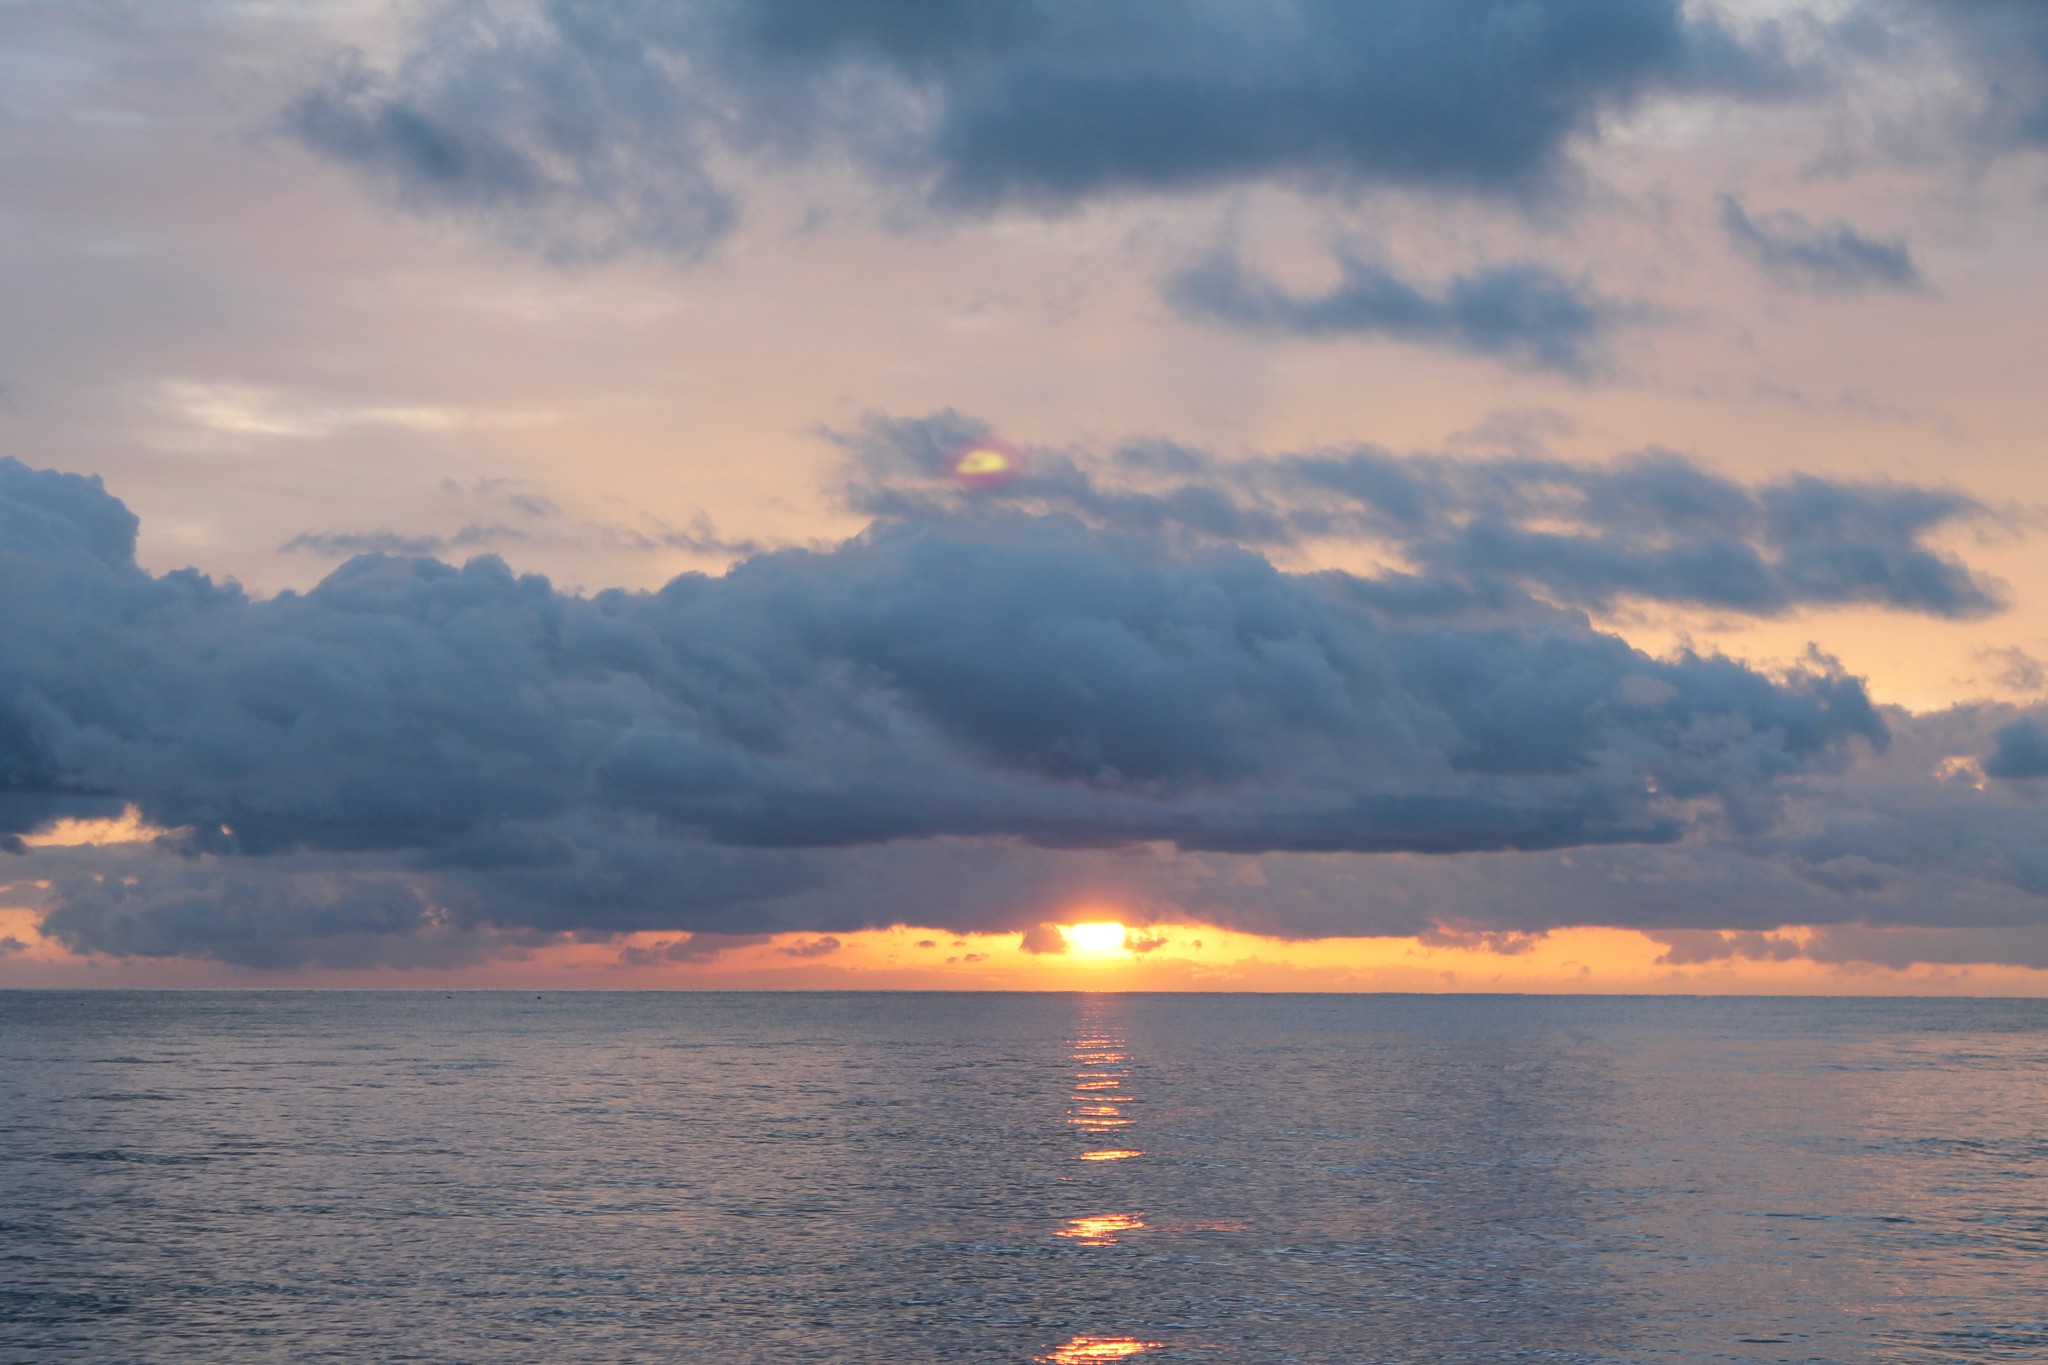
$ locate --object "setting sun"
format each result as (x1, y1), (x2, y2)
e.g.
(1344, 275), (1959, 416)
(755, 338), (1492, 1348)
(1060, 922), (1129, 955)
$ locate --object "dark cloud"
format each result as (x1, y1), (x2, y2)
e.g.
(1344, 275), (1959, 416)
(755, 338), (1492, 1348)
(286, 0), (1798, 255)
(1166, 250), (1625, 375)
(619, 933), (775, 966)
(1983, 717), (2048, 780)
(837, 414), (2005, 620)
(286, 8), (736, 263)
(1019, 922), (1066, 954)
(5, 454), (1898, 962)
(1875, 0), (2048, 153)
(1718, 195), (1921, 294)
(0, 460), (141, 843)
(1650, 928), (1806, 965)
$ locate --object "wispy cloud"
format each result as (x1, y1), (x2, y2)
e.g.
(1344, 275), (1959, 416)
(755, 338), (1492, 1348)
(1719, 195), (1921, 294)
(1166, 250), (1630, 376)
(158, 381), (554, 442)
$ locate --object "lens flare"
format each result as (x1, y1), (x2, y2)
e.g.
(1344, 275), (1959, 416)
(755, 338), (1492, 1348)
(950, 440), (1024, 490)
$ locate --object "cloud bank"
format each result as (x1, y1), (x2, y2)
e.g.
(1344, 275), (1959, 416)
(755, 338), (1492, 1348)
(2, 450), (1942, 963)
(9, 442), (2048, 969)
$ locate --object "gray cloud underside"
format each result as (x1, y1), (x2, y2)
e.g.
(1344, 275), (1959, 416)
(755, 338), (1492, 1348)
(1984, 717), (2048, 780)
(839, 413), (2004, 620)
(3, 453), (1916, 959)
(279, 1), (2048, 257)
(1166, 251), (1624, 376)
(1869, 0), (2048, 153)
(1718, 196), (1921, 294)
(283, 0), (1796, 260)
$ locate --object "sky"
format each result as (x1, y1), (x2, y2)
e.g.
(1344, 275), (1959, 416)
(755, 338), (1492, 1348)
(6, 0), (2048, 991)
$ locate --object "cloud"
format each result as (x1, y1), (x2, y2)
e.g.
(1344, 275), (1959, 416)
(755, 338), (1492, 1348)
(1983, 717), (2048, 780)
(1875, 0), (2048, 154)
(1650, 923), (2048, 971)
(157, 382), (548, 441)
(1650, 928), (1806, 965)
(1978, 646), (2045, 694)
(1019, 922), (1067, 954)
(1166, 250), (1626, 375)
(1718, 196), (1922, 294)
(619, 932), (775, 966)
(281, 514), (762, 564)
(836, 414), (2005, 620)
(3, 454), (1900, 961)
(285, 11), (737, 263)
(285, 0), (1799, 256)
(282, 529), (483, 558)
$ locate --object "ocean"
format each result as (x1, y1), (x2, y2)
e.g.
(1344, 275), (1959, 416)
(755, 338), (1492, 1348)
(1, 991), (2043, 1362)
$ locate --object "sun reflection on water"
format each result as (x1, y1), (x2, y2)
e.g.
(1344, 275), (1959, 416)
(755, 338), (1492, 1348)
(1042, 1002), (1165, 1353)
(1055, 1211), (1146, 1246)
(1036, 1335), (1163, 1362)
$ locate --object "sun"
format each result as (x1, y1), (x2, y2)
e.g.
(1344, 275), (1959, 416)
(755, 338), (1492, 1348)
(1060, 921), (1129, 956)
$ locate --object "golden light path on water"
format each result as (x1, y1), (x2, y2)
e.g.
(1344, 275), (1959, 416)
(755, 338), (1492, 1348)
(1055, 1212), (1146, 1247)
(1038, 1003), (1160, 1361)
(1037, 1337), (1165, 1363)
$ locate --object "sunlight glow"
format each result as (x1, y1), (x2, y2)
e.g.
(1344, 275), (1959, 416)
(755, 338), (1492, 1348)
(1060, 921), (1129, 955)
(20, 806), (167, 849)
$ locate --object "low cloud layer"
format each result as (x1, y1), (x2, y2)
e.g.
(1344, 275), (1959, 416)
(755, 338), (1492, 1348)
(2, 452), (1934, 963)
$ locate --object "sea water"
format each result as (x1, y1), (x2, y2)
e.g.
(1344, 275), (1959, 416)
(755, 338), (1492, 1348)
(1, 991), (2044, 1362)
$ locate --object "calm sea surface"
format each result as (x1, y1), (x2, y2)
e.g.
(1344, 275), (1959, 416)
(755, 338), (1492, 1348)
(1, 992), (2044, 1363)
